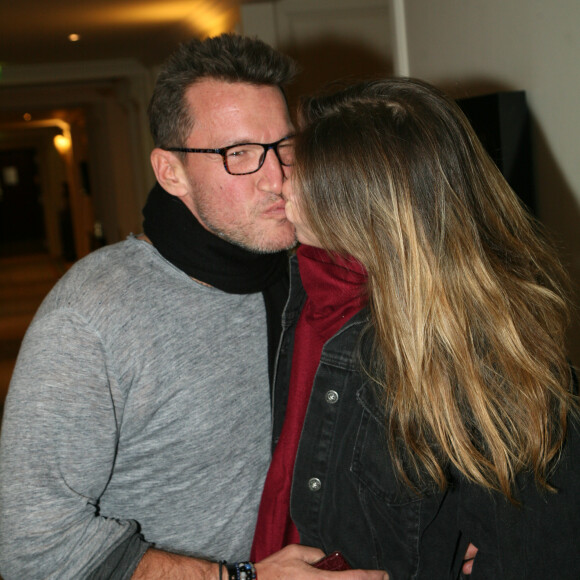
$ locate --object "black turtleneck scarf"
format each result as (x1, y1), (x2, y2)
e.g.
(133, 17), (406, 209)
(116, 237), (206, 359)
(142, 182), (289, 384)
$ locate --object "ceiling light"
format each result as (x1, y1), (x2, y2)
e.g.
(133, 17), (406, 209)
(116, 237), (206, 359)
(68, 33), (81, 42)
(91, 1), (238, 38)
(54, 134), (72, 154)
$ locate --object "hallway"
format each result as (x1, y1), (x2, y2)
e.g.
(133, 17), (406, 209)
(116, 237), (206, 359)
(0, 248), (67, 418)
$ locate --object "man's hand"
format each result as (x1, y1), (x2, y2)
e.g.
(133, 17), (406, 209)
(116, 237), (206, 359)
(132, 545), (389, 579)
(255, 544), (389, 580)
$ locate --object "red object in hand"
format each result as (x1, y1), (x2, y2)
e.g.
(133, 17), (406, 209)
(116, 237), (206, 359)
(313, 551), (352, 571)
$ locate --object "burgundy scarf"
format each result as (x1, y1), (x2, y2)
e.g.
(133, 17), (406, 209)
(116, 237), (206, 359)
(251, 244), (368, 560)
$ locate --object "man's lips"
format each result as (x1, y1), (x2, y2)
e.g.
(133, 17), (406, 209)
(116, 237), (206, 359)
(263, 200), (287, 216)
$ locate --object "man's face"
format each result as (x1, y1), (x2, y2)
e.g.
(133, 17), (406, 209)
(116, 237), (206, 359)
(178, 79), (296, 253)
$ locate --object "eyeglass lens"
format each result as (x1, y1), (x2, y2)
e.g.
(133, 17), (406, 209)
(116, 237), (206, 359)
(225, 140), (294, 175)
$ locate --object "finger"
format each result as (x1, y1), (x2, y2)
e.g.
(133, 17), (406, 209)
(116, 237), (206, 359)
(334, 570), (388, 580)
(462, 558), (474, 575)
(464, 542), (479, 560)
(279, 543), (326, 562)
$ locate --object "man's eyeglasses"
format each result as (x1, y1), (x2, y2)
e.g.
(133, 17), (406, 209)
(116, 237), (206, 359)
(164, 136), (295, 176)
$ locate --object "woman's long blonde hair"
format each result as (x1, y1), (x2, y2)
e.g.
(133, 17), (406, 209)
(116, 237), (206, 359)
(293, 78), (576, 500)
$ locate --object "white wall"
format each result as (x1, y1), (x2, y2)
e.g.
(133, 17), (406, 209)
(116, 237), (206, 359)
(241, 0), (396, 105)
(402, 0), (580, 364)
(404, 0), (580, 205)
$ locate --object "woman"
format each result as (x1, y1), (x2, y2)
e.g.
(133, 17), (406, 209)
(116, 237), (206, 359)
(252, 78), (580, 578)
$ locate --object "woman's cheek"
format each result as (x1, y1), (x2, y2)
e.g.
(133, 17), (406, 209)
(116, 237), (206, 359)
(284, 199), (297, 224)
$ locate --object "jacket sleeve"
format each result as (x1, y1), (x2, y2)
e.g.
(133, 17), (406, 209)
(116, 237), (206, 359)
(0, 309), (149, 579)
(456, 416), (580, 579)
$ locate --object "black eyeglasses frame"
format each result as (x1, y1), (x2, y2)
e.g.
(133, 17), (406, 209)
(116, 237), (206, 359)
(163, 135), (295, 175)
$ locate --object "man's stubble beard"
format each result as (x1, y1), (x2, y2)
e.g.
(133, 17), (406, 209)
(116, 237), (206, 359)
(194, 195), (297, 254)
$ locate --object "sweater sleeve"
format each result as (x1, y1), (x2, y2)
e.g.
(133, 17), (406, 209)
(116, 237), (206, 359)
(0, 308), (149, 579)
(86, 530), (151, 580)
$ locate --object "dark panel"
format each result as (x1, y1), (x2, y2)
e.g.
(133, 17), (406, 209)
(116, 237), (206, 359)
(457, 91), (536, 215)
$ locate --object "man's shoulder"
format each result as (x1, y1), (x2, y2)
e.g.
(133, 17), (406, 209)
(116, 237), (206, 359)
(36, 238), (163, 316)
(60, 237), (162, 289)
(69, 236), (147, 274)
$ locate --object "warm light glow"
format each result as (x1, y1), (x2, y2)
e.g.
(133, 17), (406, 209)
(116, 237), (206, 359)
(68, 33), (81, 42)
(23, 113), (32, 122)
(83, 1), (238, 37)
(54, 134), (72, 154)
(187, 0), (238, 38)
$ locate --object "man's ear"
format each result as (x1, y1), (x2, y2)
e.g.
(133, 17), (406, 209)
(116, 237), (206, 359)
(150, 148), (189, 198)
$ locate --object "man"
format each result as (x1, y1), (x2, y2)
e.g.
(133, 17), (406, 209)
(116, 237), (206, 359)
(0, 34), (387, 580)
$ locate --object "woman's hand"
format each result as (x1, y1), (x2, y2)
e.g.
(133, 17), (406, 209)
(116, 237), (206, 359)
(462, 543), (479, 575)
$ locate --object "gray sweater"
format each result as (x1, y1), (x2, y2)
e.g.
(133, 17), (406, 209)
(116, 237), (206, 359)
(0, 237), (272, 579)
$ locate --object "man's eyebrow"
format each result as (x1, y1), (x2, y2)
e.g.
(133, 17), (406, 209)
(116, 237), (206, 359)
(219, 133), (296, 149)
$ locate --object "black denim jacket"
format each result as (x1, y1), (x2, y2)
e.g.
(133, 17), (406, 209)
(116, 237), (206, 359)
(272, 254), (580, 579)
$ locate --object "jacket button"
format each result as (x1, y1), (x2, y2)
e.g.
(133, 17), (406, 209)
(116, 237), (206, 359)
(308, 477), (322, 492)
(325, 390), (339, 404)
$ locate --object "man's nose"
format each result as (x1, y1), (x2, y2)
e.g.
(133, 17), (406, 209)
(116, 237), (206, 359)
(257, 148), (285, 194)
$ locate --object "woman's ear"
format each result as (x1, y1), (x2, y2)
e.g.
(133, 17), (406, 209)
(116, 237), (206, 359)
(150, 148), (189, 198)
